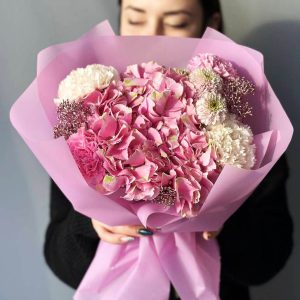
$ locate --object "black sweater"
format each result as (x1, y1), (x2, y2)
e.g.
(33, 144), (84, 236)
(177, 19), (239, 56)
(43, 155), (293, 300)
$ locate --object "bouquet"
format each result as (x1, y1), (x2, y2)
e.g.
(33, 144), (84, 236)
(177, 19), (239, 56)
(10, 20), (293, 300)
(53, 54), (256, 217)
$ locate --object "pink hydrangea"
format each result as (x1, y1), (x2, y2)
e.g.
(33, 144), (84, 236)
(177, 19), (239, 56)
(58, 60), (224, 216)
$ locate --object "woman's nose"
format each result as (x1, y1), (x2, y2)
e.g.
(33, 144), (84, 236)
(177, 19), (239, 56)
(144, 20), (164, 36)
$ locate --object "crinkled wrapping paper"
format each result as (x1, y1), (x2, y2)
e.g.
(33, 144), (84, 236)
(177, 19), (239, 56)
(10, 20), (293, 300)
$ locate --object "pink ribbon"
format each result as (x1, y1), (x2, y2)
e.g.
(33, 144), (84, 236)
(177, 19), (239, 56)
(75, 233), (220, 300)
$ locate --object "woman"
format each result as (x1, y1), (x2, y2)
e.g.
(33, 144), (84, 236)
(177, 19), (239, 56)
(43, 1), (294, 299)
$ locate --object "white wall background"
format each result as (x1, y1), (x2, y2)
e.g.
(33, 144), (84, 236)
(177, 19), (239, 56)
(0, 1), (299, 299)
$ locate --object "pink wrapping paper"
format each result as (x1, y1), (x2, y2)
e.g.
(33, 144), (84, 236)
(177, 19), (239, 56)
(10, 20), (293, 300)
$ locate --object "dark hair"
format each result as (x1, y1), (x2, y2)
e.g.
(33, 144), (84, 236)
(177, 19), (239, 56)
(201, 0), (223, 33)
(118, 0), (224, 34)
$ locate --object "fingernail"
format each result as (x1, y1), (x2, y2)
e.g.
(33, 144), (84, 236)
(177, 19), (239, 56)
(120, 236), (135, 243)
(138, 228), (154, 236)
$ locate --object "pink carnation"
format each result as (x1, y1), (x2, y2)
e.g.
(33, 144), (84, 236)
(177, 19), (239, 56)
(67, 127), (105, 184)
(187, 53), (238, 79)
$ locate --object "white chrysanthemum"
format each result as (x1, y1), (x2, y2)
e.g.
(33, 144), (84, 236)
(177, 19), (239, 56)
(206, 116), (256, 169)
(189, 67), (223, 93)
(195, 92), (228, 125)
(54, 64), (119, 105)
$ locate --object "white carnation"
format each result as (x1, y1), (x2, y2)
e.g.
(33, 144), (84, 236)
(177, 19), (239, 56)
(54, 64), (119, 105)
(206, 116), (256, 169)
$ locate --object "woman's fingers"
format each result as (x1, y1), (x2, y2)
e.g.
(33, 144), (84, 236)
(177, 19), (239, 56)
(98, 225), (136, 244)
(108, 225), (154, 237)
(91, 219), (154, 244)
(203, 231), (217, 240)
(93, 219), (154, 237)
(203, 227), (223, 240)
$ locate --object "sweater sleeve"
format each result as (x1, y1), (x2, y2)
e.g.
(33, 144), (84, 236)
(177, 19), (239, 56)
(43, 179), (100, 289)
(217, 154), (294, 286)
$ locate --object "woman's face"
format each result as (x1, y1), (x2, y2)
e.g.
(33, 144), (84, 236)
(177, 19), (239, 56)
(120, 0), (206, 37)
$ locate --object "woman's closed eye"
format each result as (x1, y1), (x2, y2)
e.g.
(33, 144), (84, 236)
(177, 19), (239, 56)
(165, 22), (189, 29)
(128, 19), (146, 26)
(128, 20), (189, 29)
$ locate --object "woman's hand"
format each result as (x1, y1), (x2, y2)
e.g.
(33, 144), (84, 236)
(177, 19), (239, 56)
(92, 219), (222, 244)
(91, 219), (154, 244)
(202, 227), (223, 240)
